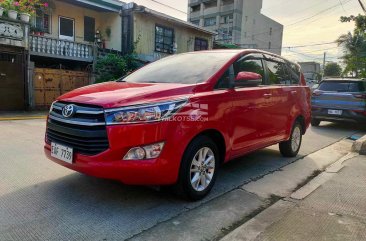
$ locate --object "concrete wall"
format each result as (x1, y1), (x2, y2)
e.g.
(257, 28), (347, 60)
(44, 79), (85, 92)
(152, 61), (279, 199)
(133, 12), (214, 62)
(40, 0), (121, 51)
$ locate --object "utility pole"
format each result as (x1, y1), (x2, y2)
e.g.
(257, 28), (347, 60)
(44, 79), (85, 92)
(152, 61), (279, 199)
(322, 52), (327, 78)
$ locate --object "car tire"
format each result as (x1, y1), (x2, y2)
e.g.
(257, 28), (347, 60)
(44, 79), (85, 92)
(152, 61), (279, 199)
(279, 121), (303, 158)
(176, 136), (219, 201)
(311, 118), (321, 127)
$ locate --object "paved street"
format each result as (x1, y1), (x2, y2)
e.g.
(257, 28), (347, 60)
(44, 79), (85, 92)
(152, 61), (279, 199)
(0, 119), (364, 241)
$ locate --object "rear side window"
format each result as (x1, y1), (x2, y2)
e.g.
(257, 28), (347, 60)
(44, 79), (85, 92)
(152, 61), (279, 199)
(266, 60), (291, 85)
(319, 81), (365, 92)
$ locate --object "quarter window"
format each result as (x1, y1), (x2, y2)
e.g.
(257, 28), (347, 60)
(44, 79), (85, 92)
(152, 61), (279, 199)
(155, 25), (174, 54)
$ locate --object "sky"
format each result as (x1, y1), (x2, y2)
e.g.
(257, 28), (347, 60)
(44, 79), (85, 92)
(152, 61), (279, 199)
(128, 0), (364, 64)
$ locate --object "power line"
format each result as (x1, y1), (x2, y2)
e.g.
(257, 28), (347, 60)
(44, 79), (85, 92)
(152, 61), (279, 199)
(248, 0), (352, 39)
(142, 0), (187, 14)
(357, 0), (366, 13)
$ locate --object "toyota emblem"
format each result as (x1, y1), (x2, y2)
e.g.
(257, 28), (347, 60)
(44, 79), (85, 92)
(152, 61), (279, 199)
(62, 104), (76, 118)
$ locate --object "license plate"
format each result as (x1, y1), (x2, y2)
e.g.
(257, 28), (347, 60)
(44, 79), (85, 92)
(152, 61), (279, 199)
(328, 109), (343, 115)
(51, 142), (73, 164)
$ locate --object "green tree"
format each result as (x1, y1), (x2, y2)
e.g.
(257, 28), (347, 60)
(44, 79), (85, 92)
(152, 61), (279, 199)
(324, 62), (342, 77)
(337, 15), (366, 77)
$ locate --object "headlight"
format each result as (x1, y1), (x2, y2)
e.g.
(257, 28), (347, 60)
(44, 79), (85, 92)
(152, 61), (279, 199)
(49, 101), (57, 113)
(105, 99), (188, 125)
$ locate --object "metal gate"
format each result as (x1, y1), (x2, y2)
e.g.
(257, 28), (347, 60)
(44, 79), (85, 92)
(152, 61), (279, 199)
(33, 68), (90, 109)
(0, 50), (26, 111)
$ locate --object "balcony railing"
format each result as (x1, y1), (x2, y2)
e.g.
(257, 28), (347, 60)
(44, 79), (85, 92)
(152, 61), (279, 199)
(29, 35), (94, 62)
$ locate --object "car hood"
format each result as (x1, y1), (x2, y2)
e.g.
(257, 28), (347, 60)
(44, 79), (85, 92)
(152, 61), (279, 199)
(58, 82), (196, 108)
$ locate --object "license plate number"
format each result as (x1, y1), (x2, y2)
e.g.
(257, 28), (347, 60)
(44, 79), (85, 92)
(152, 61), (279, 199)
(328, 109), (343, 115)
(51, 142), (73, 164)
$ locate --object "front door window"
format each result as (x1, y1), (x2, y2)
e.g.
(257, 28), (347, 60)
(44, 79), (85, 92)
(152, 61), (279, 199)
(59, 16), (74, 41)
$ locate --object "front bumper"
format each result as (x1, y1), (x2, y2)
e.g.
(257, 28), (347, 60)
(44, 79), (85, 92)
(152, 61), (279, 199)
(45, 121), (188, 185)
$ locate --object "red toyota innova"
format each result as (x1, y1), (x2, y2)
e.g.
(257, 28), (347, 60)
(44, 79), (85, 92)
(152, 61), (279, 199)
(45, 50), (311, 200)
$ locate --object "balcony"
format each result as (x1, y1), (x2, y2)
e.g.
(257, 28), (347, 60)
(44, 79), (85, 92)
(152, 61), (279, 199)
(29, 35), (94, 62)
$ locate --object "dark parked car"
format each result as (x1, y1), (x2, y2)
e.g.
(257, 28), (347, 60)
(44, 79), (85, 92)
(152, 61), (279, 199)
(311, 78), (366, 126)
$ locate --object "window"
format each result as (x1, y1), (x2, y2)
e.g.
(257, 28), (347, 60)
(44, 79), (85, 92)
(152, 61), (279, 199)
(215, 69), (231, 89)
(155, 25), (174, 54)
(204, 17), (217, 27)
(287, 62), (301, 84)
(268, 42), (271, 49)
(35, 10), (51, 33)
(266, 60), (291, 85)
(194, 38), (208, 51)
(59, 16), (74, 41)
(84, 16), (95, 42)
(191, 20), (200, 26)
(123, 52), (237, 84)
(270, 27), (273, 36)
(319, 81), (365, 92)
(221, 14), (233, 24)
(191, 5), (200, 12)
(234, 58), (265, 78)
(245, 16), (248, 22)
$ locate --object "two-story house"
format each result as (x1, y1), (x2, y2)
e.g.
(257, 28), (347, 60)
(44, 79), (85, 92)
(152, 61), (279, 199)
(29, 0), (124, 109)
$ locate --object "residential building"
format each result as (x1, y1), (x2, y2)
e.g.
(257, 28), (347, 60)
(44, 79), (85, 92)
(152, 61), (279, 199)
(29, 0), (124, 110)
(0, 0), (124, 111)
(121, 3), (215, 62)
(188, 0), (283, 55)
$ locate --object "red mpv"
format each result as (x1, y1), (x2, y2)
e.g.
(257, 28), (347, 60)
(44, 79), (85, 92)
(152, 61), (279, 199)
(45, 50), (311, 200)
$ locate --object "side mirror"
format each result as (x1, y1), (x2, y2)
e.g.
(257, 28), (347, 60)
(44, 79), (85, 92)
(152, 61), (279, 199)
(235, 72), (262, 87)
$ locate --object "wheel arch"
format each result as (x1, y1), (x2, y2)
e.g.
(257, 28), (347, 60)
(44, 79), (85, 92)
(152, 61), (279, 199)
(188, 129), (227, 166)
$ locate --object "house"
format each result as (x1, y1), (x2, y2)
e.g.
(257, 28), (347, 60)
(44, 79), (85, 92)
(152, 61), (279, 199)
(0, 0), (215, 111)
(29, 0), (124, 109)
(0, 14), (30, 110)
(188, 0), (283, 55)
(121, 3), (215, 62)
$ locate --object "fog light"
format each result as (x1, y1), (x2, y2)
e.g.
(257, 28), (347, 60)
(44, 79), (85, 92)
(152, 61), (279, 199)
(144, 142), (165, 159)
(123, 142), (165, 160)
(123, 147), (146, 160)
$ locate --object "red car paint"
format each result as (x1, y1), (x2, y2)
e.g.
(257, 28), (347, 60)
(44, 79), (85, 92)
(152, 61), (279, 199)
(44, 50), (311, 186)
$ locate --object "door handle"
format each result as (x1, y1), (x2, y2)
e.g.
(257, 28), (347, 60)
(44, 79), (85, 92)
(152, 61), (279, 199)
(0, 73), (6, 77)
(291, 90), (297, 95)
(263, 93), (272, 99)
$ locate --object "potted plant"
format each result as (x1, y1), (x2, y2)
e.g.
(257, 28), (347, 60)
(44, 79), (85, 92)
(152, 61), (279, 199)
(3, 0), (20, 20)
(0, 0), (5, 17)
(18, 0), (48, 23)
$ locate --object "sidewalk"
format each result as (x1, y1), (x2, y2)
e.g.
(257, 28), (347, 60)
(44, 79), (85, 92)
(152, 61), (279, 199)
(0, 111), (47, 121)
(221, 155), (366, 241)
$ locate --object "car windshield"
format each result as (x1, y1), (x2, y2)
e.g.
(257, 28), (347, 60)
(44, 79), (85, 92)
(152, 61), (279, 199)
(123, 52), (236, 84)
(318, 81), (365, 92)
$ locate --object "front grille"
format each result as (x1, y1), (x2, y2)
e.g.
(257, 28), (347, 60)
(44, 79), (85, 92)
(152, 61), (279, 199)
(46, 102), (109, 155)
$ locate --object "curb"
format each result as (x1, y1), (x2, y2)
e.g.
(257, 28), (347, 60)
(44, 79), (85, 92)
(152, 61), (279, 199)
(351, 135), (366, 155)
(0, 116), (47, 121)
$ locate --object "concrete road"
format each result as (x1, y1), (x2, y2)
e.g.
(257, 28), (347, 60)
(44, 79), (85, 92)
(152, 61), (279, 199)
(0, 120), (364, 241)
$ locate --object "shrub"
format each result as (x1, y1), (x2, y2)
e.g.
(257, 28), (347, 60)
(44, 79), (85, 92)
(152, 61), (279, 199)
(95, 54), (139, 83)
